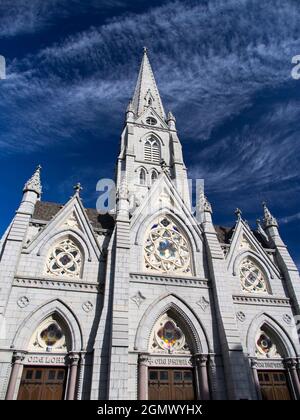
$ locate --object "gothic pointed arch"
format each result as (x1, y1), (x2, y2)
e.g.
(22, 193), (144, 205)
(246, 313), (297, 358)
(134, 293), (210, 354)
(38, 229), (90, 259)
(144, 136), (161, 164)
(233, 249), (276, 280)
(139, 168), (147, 185)
(12, 299), (83, 352)
(151, 169), (158, 184)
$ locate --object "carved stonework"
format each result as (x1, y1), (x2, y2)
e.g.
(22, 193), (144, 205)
(61, 213), (81, 230)
(131, 291), (146, 308)
(239, 235), (254, 251)
(196, 296), (210, 312)
(46, 239), (82, 279)
(197, 189), (212, 214)
(236, 311), (246, 322)
(240, 258), (267, 293)
(82, 301), (93, 313)
(23, 165), (42, 196)
(282, 314), (292, 324)
(144, 217), (191, 275)
(262, 202), (278, 228)
(17, 296), (29, 308)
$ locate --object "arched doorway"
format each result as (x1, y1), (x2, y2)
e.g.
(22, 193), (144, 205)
(249, 323), (300, 400)
(137, 307), (211, 401)
(17, 314), (71, 400)
(6, 302), (82, 400)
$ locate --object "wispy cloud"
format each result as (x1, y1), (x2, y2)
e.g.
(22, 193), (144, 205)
(0, 0), (125, 37)
(279, 212), (300, 224)
(1, 0), (300, 207)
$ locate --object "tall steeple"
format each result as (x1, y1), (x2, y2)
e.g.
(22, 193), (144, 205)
(116, 49), (190, 212)
(131, 47), (166, 120)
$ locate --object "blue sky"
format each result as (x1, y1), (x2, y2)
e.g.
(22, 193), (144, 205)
(0, 0), (299, 266)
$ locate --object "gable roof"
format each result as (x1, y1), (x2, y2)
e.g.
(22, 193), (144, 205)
(32, 201), (115, 231)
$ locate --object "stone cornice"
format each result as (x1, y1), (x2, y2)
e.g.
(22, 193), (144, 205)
(130, 272), (209, 288)
(13, 275), (101, 293)
(233, 294), (290, 306)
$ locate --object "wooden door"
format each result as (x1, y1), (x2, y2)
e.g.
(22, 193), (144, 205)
(258, 370), (292, 400)
(148, 368), (195, 400)
(17, 366), (67, 400)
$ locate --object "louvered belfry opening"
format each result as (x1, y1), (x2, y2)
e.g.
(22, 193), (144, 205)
(144, 137), (161, 164)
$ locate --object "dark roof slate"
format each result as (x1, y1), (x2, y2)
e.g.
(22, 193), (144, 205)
(32, 201), (115, 231)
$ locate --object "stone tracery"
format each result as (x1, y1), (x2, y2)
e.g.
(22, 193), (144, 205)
(240, 258), (267, 293)
(144, 217), (191, 275)
(46, 238), (82, 278)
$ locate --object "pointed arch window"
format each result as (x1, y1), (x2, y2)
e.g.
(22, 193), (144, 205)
(139, 168), (146, 185)
(239, 258), (267, 293)
(151, 170), (158, 184)
(144, 137), (161, 164)
(144, 216), (192, 275)
(46, 238), (82, 278)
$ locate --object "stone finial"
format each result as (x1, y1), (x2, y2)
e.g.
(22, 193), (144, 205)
(143, 46), (148, 54)
(73, 182), (83, 195)
(167, 111), (176, 122)
(117, 176), (129, 201)
(197, 188), (212, 214)
(262, 201), (278, 228)
(256, 218), (269, 241)
(23, 165), (42, 197)
(167, 111), (176, 129)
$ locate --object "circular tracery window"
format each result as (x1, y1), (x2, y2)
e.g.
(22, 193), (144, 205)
(240, 258), (267, 293)
(146, 117), (157, 126)
(144, 217), (191, 274)
(46, 239), (82, 278)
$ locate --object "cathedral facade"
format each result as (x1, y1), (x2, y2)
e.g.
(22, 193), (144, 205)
(0, 50), (300, 401)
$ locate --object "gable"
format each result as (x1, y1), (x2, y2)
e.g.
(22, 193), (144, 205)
(135, 107), (169, 130)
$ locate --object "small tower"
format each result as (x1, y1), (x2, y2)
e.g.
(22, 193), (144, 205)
(196, 188), (213, 229)
(262, 202), (281, 246)
(0, 165), (42, 317)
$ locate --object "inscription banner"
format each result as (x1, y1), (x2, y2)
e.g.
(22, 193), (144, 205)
(25, 354), (66, 366)
(256, 360), (284, 370)
(147, 355), (193, 367)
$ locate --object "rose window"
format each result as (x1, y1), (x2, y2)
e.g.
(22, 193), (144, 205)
(40, 323), (63, 347)
(240, 258), (267, 293)
(144, 217), (191, 274)
(150, 315), (190, 354)
(255, 329), (280, 358)
(157, 321), (183, 350)
(28, 316), (68, 353)
(46, 239), (82, 278)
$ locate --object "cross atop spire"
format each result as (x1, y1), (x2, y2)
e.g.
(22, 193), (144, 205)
(23, 164), (42, 197)
(73, 182), (83, 195)
(131, 48), (166, 120)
